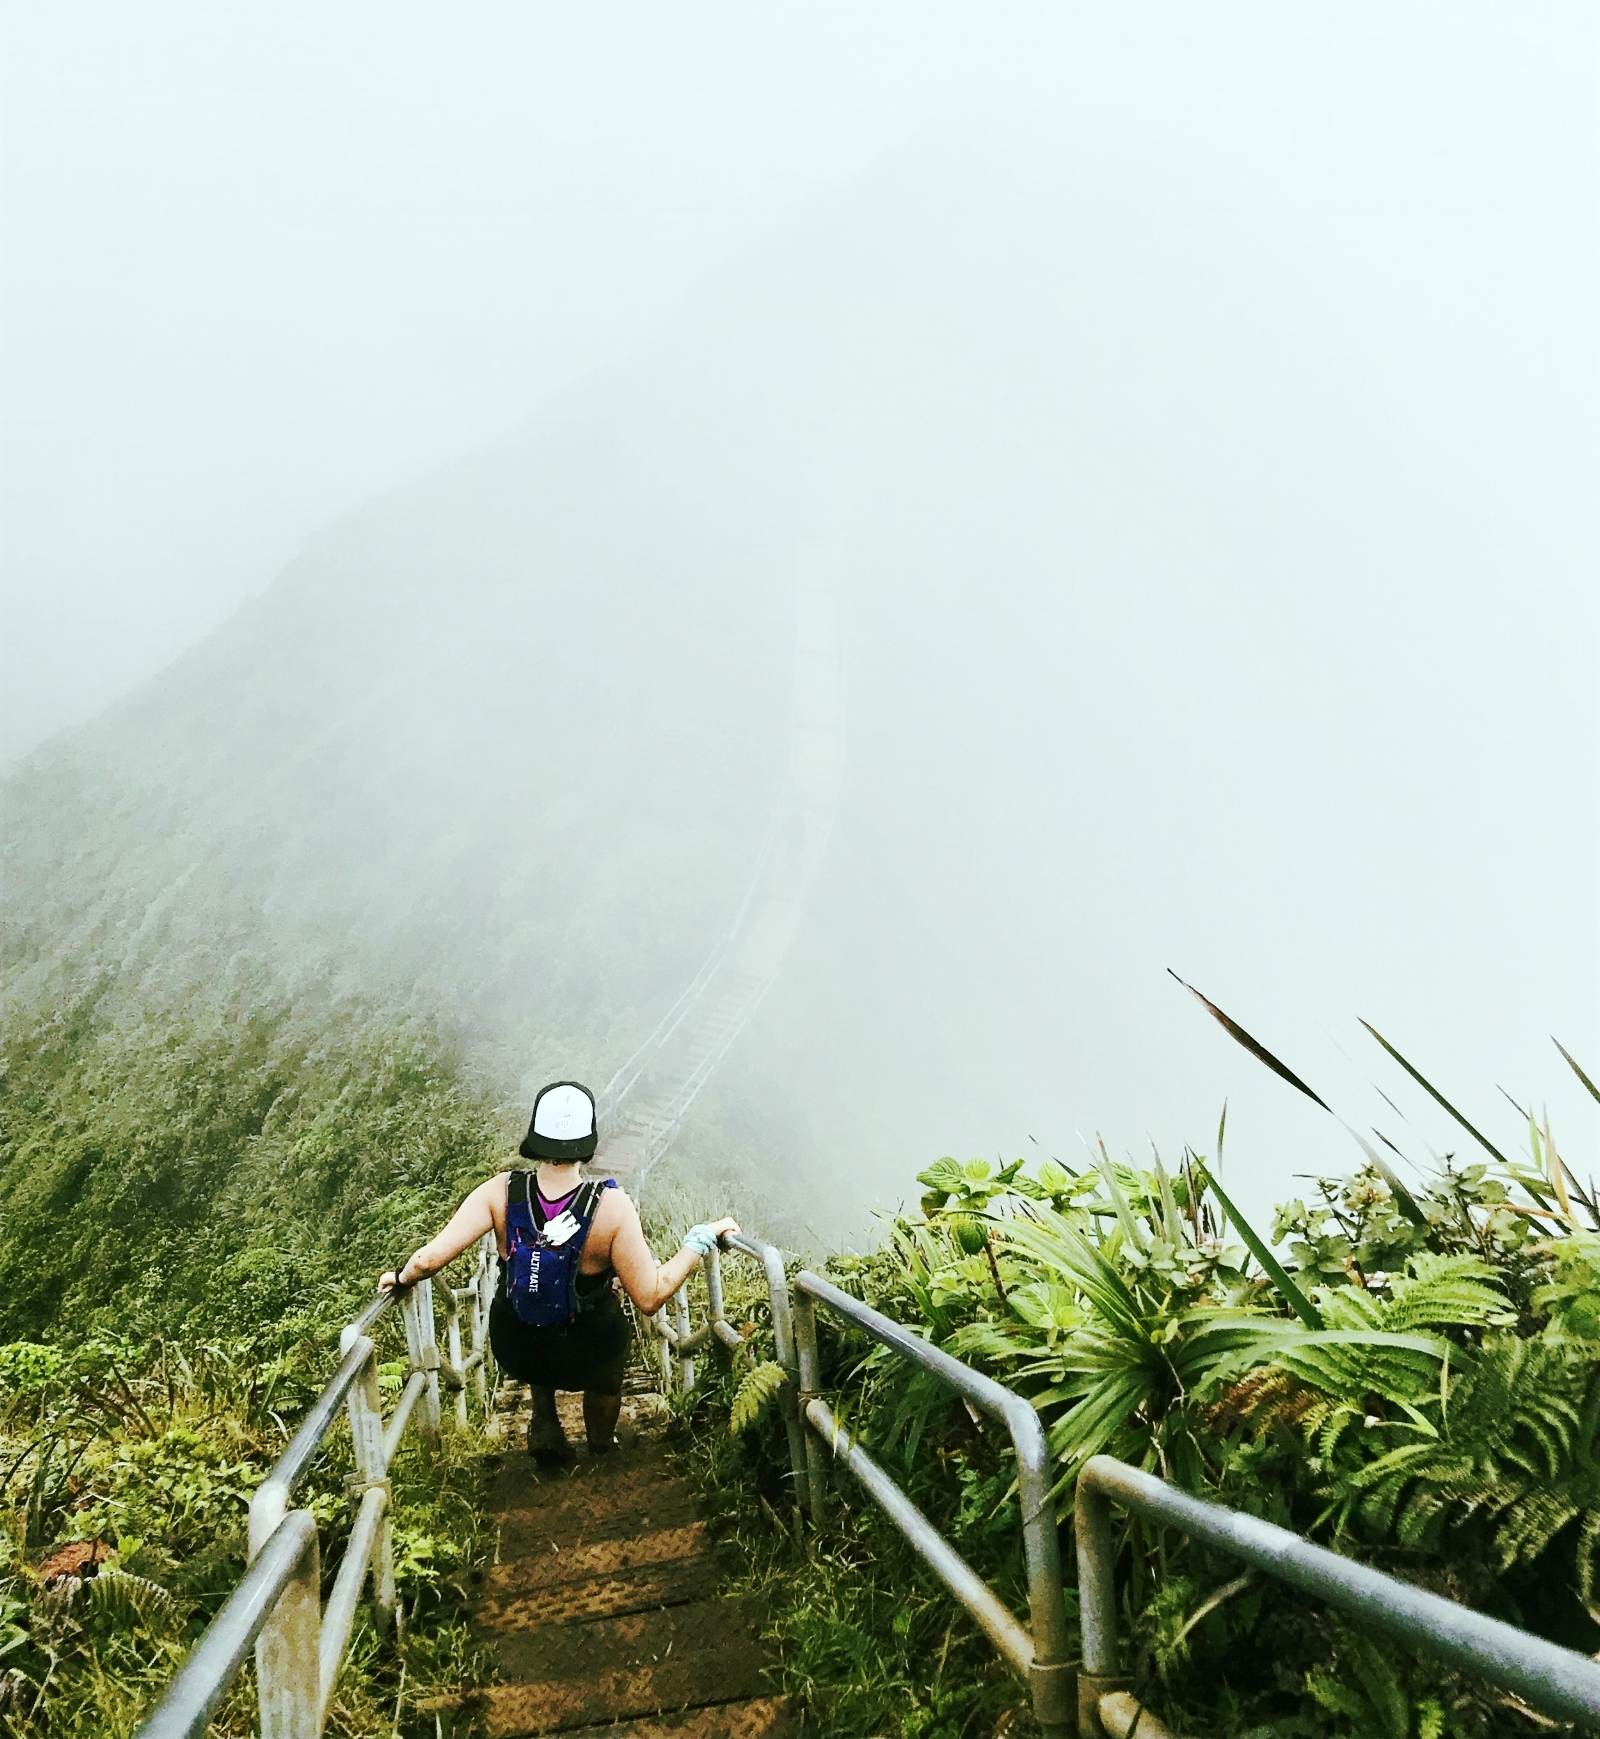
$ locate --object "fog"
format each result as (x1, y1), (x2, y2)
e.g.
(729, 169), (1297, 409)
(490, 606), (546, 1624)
(4, 4), (1597, 1238)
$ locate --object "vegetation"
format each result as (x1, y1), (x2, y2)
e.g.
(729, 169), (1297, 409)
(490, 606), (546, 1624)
(0, 975), (504, 1344)
(0, 1332), (491, 1738)
(0, 977), (504, 1737)
(669, 1023), (1600, 1739)
(9, 926), (1600, 1739)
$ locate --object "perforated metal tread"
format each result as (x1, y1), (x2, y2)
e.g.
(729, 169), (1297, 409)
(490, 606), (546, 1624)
(488, 1695), (794, 1739)
(486, 1522), (713, 1599)
(493, 1481), (704, 1550)
(481, 1554), (721, 1628)
(473, 1387), (798, 1737)
(481, 1599), (771, 1734)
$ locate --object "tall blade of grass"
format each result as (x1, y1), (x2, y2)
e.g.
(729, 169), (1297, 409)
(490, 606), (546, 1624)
(1151, 1144), (1186, 1248)
(1541, 1110), (1576, 1226)
(1169, 971), (1332, 1110)
(1191, 1162), (1323, 1330)
(1500, 1085), (1533, 1121)
(1180, 1149), (1202, 1241)
(1170, 977), (1429, 1230)
(1095, 1138), (1149, 1253)
(1358, 1020), (1511, 1167)
(1336, 1123), (1429, 1230)
(1554, 1038), (1600, 1110)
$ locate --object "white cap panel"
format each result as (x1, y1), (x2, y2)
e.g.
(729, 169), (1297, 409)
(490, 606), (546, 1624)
(533, 1083), (595, 1141)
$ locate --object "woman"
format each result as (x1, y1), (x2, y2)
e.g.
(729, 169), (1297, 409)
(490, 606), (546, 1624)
(380, 1080), (738, 1465)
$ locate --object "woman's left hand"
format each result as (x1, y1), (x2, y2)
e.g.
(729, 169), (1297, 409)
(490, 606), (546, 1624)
(378, 1269), (401, 1292)
(682, 1217), (742, 1256)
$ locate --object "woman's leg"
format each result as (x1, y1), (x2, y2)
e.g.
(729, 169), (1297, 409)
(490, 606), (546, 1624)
(583, 1389), (622, 1453)
(528, 1383), (575, 1465)
(490, 1299), (575, 1466)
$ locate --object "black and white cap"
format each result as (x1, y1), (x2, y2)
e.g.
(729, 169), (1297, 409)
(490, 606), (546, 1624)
(518, 1081), (598, 1161)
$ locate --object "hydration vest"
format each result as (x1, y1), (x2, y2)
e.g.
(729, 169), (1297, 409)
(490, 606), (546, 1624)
(503, 1171), (615, 1329)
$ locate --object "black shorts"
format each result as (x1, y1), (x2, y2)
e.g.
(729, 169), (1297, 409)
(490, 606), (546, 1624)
(489, 1289), (630, 1395)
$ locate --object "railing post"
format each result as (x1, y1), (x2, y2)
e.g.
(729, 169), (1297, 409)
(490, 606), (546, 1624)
(254, 1513), (321, 1739)
(248, 1480), (289, 1564)
(654, 1310), (675, 1390)
(733, 1236), (810, 1519)
(1002, 1396), (1073, 1739)
(673, 1284), (695, 1391)
(401, 1279), (442, 1443)
(471, 1236), (493, 1408)
(339, 1327), (395, 1629)
(705, 1245), (727, 1336)
(1075, 1468), (1126, 1737)
(445, 1291), (469, 1427)
(791, 1284), (829, 1525)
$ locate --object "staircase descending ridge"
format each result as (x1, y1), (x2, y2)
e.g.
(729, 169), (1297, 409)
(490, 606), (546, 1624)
(594, 577), (842, 1192)
(469, 1373), (796, 1738)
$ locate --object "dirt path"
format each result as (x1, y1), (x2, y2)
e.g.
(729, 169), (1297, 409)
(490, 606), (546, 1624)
(470, 1370), (796, 1738)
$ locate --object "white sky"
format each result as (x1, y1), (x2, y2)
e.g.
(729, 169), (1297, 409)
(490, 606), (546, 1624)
(5, 3), (1594, 762)
(2, 4), (1597, 1224)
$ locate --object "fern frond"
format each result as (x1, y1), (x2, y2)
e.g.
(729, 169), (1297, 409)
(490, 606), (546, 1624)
(729, 1360), (788, 1435)
(1306, 1675), (1366, 1718)
(1385, 1254), (1507, 1333)
(1344, 1629), (1411, 1739)
(1394, 1484), (1454, 1551)
(1316, 1402), (1364, 1462)
(86, 1569), (177, 1637)
(1575, 1511), (1600, 1613)
(1495, 1493), (1581, 1570)
(1205, 1368), (1315, 1438)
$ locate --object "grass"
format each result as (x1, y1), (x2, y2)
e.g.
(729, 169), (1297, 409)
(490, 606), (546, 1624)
(0, 1274), (499, 1737)
(653, 1085), (1600, 1739)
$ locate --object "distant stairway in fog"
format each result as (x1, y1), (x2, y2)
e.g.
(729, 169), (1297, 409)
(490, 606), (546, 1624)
(593, 575), (843, 1190)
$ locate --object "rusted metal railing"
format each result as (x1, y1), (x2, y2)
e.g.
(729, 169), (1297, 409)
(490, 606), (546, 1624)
(1075, 1454), (1600, 1737)
(136, 1234), (497, 1739)
(655, 1234), (1600, 1739)
(650, 1232), (1074, 1738)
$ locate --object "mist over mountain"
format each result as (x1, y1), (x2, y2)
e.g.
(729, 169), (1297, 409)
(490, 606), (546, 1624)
(5, 142), (1595, 1239)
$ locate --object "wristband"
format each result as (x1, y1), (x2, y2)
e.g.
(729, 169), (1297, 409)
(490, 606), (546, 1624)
(392, 1257), (417, 1291)
(682, 1224), (719, 1257)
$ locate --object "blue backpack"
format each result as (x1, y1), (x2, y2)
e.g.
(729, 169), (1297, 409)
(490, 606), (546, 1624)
(504, 1171), (615, 1329)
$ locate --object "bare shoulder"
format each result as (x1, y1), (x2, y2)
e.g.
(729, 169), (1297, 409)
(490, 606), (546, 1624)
(476, 1170), (511, 1227)
(593, 1181), (637, 1227)
(594, 1182), (636, 1238)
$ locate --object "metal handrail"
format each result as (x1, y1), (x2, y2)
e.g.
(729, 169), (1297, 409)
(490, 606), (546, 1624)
(795, 1269), (1072, 1725)
(137, 1511), (318, 1739)
(264, 1334), (381, 1500)
(136, 1234), (498, 1739)
(655, 1237), (1600, 1739)
(140, 1211), (1600, 1739)
(1076, 1454), (1600, 1736)
(651, 1235), (1074, 1738)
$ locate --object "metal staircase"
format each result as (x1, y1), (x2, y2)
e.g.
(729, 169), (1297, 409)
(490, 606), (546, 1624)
(593, 575), (843, 1189)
